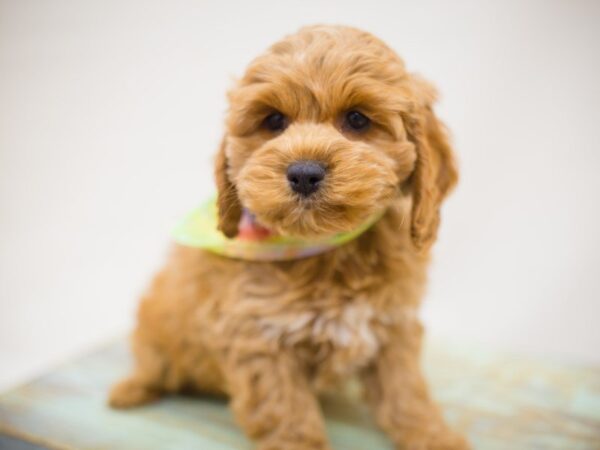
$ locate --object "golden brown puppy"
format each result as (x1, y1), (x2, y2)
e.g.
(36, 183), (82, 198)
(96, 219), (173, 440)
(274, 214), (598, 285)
(109, 25), (468, 450)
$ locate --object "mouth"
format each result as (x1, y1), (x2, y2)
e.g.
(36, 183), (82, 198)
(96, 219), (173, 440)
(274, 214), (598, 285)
(237, 209), (274, 240)
(233, 201), (386, 256)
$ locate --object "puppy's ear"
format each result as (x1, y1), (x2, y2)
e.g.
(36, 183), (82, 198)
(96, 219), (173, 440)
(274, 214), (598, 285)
(405, 75), (458, 252)
(215, 137), (242, 238)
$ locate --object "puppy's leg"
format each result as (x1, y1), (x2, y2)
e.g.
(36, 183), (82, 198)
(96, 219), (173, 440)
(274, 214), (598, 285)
(224, 344), (330, 450)
(108, 337), (167, 408)
(362, 321), (469, 450)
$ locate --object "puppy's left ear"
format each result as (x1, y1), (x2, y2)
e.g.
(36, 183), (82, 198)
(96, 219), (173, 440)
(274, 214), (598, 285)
(406, 75), (458, 252)
(215, 137), (242, 238)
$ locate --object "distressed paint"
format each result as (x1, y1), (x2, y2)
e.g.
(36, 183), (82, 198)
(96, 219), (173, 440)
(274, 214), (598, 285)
(0, 340), (599, 449)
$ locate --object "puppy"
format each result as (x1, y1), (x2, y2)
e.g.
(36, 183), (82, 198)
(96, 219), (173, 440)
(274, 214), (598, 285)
(109, 25), (468, 450)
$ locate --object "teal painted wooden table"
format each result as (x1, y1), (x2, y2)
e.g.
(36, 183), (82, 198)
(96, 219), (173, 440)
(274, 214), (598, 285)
(0, 340), (599, 449)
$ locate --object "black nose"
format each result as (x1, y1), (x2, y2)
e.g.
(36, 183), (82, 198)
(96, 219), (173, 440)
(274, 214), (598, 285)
(286, 161), (325, 197)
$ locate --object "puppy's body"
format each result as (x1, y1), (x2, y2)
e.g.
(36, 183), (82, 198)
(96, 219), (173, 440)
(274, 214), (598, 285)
(110, 26), (469, 450)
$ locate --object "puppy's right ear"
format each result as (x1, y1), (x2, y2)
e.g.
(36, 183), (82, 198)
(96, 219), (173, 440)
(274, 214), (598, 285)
(215, 138), (242, 238)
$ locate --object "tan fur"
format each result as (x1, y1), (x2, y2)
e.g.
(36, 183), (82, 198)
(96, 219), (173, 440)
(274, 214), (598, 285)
(109, 25), (468, 450)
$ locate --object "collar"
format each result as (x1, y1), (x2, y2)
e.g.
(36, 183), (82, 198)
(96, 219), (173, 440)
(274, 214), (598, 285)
(172, 196), (383, 261)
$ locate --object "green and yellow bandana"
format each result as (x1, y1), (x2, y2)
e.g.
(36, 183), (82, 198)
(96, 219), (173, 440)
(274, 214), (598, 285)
(172, 197), (383, 262)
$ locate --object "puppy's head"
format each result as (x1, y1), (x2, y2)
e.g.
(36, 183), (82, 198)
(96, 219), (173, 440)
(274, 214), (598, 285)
(215, 25), (457, 251)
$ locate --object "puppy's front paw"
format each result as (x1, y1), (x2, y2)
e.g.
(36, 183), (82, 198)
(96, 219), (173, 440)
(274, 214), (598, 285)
(396, 428), (470, 450)
(108, 377), (160, 409)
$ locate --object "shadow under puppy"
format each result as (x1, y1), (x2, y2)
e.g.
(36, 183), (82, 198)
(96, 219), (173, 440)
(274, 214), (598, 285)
(109, 25), (469, 450)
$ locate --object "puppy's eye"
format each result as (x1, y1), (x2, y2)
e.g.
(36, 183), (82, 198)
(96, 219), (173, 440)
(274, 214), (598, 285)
(344, 110), (371, 132)
(263, 112), (288, 132)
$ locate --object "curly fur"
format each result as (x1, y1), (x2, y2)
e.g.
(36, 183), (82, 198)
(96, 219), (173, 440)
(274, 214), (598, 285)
(109, 25), (468, 450)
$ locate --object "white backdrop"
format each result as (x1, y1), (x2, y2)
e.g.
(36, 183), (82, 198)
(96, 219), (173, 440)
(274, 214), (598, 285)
(1, 0), (599, 390)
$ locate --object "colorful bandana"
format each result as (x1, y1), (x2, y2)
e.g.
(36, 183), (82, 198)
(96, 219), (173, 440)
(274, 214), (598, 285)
(172, 197), (383, 262)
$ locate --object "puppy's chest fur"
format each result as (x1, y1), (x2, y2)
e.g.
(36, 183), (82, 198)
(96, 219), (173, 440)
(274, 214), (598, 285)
(190, 211), (423, 389)
(214, 231), (417, 389)
(257, 300), (393, 389)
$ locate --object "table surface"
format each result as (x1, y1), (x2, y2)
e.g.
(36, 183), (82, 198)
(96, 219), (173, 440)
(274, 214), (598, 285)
(0, 340), (599, 449)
